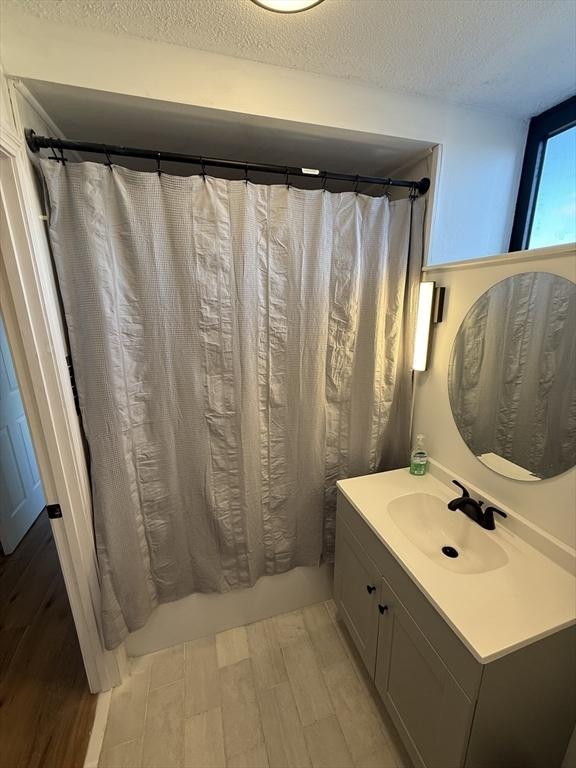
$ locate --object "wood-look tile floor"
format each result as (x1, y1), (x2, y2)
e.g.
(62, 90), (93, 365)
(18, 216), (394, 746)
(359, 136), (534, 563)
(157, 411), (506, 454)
(99, 601), (413, 768)
(0, 511), (96, 768)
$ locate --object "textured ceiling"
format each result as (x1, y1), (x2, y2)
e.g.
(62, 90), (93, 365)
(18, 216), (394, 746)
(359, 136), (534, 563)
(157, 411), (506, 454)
(5, 0), (576, 118)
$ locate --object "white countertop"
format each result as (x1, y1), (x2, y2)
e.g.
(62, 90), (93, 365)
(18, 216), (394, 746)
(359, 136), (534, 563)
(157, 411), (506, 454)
(337, 466), (576, 664)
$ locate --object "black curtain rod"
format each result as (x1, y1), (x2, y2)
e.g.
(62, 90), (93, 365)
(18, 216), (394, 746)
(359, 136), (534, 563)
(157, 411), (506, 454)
(25, 129), (430, 195)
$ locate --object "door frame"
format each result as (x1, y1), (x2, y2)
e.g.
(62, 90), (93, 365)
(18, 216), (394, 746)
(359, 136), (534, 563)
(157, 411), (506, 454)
(0, 101), (122, 693)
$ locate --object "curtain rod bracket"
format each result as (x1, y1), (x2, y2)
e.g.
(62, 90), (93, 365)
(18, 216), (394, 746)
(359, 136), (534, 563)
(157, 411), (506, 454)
(25, 128), (41, 153)
(417, 177), (430, 195)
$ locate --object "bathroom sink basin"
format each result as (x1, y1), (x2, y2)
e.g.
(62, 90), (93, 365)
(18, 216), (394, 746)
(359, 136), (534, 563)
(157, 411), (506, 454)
(388, 493), (508, 574)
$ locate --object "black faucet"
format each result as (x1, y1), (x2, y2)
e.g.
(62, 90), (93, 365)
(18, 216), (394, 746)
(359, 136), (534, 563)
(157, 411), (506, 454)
(447, 480), (507, 531)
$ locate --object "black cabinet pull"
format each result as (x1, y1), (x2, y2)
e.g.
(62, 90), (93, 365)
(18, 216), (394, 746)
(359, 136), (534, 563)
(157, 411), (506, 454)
(378, 604), (388, 614)
(366, 585), (376, 594)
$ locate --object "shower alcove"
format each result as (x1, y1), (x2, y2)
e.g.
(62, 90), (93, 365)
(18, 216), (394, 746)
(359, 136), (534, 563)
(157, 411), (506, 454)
(11, 77), (439, 655)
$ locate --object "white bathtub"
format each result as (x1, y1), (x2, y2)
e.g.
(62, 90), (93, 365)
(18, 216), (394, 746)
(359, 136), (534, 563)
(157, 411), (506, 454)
(125, 564), (333, 656)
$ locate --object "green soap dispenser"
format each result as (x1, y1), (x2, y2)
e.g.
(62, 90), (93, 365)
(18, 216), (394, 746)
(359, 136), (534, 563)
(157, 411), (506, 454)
(410, 434), (428, 476)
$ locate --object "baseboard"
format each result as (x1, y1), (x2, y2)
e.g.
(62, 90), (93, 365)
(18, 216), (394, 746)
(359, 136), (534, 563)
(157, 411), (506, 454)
(83, 689), (112, 768)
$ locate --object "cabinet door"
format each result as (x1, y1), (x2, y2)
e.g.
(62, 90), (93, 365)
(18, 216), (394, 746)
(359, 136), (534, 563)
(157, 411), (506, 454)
(334, 518), (381, 675)
(375, 584), (474, 768)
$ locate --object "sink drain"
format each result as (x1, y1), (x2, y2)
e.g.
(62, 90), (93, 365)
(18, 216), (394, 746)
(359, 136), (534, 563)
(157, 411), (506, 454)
(442, 546), (459, 559)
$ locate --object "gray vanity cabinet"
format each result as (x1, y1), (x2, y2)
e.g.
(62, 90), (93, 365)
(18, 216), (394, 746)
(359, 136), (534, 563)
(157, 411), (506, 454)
(375, 577), (474, 768)
(334, 492), (576, 768)
(333, 521), (381, 675)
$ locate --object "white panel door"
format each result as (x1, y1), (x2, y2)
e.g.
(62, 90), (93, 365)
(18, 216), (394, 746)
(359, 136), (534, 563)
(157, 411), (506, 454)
(0, 316), (45, 553)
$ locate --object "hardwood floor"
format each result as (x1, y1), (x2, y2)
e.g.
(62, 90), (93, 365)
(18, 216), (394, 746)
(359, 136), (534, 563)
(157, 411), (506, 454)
(0, 511), (96, 768)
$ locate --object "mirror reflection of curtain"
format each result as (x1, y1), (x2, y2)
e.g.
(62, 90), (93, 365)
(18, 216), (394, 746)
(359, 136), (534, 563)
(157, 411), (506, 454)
(40, 160), (424, 649)
(450, 273), (576, 479)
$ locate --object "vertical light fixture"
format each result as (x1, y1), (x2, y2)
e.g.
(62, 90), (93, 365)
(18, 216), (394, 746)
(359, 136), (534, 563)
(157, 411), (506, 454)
(413, 281), (444, 372)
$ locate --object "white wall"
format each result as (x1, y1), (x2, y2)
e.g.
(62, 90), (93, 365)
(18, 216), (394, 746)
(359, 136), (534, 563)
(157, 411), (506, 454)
(0, 7), (527, 266)
(0, 62), (15, 132)
(413, 245), (576, 548)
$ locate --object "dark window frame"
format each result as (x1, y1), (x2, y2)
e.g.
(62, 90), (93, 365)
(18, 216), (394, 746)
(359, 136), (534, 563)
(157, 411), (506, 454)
(509, 95), (576, 252)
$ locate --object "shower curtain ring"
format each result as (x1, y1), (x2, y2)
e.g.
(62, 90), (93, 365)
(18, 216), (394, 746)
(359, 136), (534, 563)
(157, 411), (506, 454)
(49, 140), (60, 163)
(322, 173), (327, 191)
(354, 175), (360, 195)
(201, 158), (206, 181)
(285, 167), (290, 189)
(156, 152), (162, 177)
(244, 163), (249, 185)
(102, 145), (113, 170)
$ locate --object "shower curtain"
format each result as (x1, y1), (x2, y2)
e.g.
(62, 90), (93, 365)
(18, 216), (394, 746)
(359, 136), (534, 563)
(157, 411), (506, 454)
(41, 160), (424, 649)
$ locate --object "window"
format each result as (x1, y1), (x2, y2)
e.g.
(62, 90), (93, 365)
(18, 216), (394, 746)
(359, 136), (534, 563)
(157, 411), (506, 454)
(510, 96), (576, 252)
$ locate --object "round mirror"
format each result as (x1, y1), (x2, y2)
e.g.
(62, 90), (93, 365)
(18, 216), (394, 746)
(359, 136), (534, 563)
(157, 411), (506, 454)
(448, 272), (576, 481)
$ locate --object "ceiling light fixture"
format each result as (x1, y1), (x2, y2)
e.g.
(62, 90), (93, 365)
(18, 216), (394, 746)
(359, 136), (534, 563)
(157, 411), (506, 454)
(250, 0), (325, 13)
